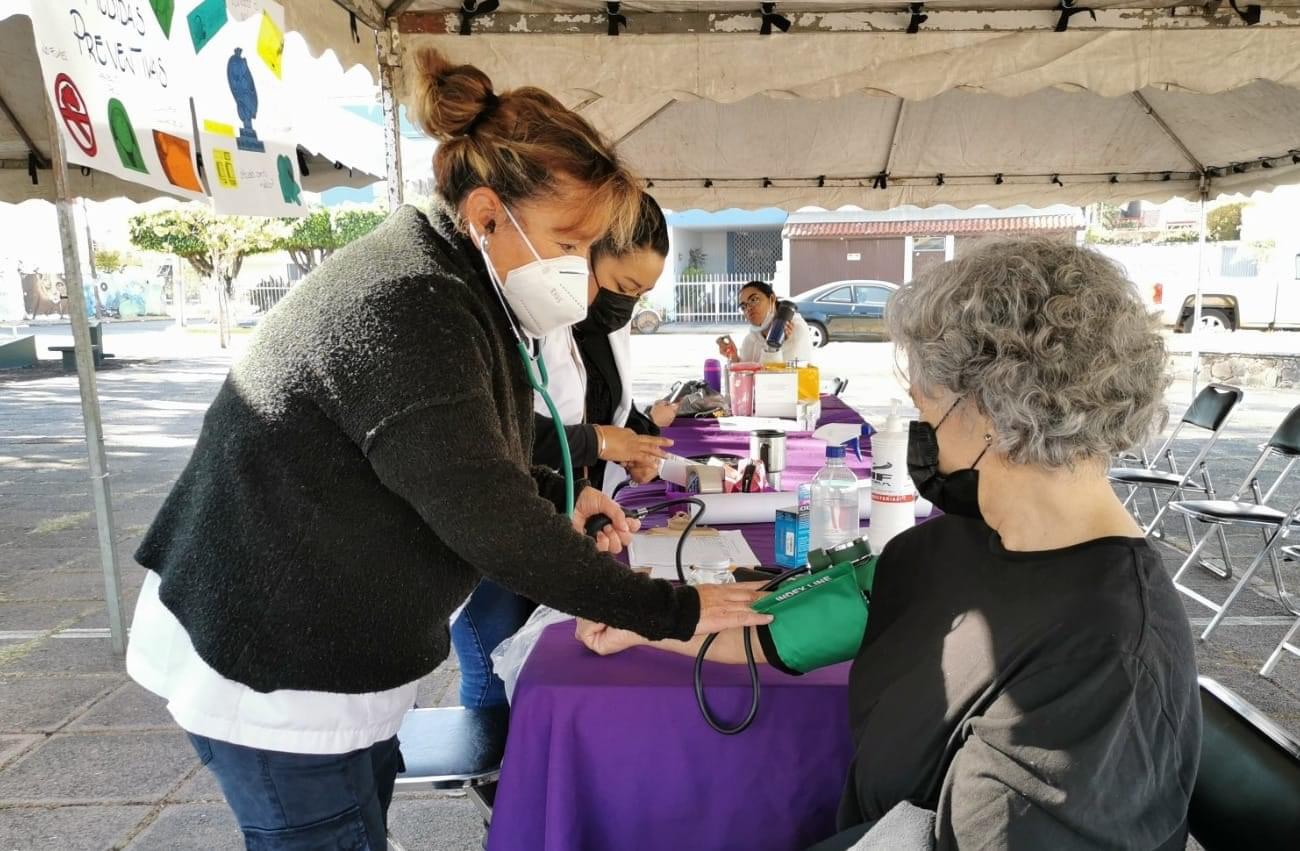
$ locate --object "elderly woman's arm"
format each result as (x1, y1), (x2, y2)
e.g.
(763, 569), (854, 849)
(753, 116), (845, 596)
(576, 618), (769, 664)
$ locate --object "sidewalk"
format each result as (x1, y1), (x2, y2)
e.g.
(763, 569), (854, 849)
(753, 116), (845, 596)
(1162, 329), (1300, 356)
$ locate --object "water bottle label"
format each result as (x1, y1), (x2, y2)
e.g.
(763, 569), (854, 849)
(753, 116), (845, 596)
(871, 461), (913, 497)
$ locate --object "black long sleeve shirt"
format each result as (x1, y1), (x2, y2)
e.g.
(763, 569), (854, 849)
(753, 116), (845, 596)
(134, 206), (700, 694)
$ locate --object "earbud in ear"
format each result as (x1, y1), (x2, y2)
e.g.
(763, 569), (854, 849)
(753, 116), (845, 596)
(486, 220), (497, 234)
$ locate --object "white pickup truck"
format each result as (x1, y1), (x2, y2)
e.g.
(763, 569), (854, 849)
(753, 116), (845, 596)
(1096, 242), (1300, 332)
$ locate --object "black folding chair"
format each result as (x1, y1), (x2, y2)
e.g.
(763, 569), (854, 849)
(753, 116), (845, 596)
(818, 375), (849, 398)
(1109, 384), (1243, 577)
(1167, 403), (1300, 641)
(388, 706), (509, 850)
(1189, 677), (1300, 850)
(1262, 544), (1300, 678)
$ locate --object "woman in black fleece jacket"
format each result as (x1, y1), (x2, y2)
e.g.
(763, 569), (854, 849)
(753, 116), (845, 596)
(124, 49), (770, 851)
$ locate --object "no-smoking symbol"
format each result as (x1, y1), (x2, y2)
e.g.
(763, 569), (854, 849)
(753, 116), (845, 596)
(54, 73), (96, 157)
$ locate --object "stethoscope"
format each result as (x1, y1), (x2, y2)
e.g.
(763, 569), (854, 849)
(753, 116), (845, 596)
(478, 230), (576, 519)
(478, 230), (784, 734)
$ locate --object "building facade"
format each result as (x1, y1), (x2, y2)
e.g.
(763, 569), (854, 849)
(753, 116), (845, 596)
(782, 205), (1085, 296)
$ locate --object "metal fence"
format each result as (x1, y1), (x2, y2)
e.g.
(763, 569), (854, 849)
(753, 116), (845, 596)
(672, 274), (771, 324)
(243, 279), (292, 315)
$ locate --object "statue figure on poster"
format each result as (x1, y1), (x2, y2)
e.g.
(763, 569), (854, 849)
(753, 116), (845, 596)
(227, 48), (264, 153)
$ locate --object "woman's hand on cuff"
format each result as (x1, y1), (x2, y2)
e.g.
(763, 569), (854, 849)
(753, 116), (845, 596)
(694, 583), (773, 634)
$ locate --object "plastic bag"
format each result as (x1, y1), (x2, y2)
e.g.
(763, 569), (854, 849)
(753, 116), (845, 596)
(675, 388), (728, 417)
(490, 606), (574, 704)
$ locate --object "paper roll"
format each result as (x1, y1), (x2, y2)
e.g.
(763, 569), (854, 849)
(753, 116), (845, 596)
(685, 491), (933, 525)
(660, 454), (692, 487)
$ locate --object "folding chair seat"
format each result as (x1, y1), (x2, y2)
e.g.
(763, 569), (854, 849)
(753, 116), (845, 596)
(387, 705), (509, 851)
(1261, 545), (1300, 678)
(1110, 384), (1243, 577)
(1168, 403), (1300, 641)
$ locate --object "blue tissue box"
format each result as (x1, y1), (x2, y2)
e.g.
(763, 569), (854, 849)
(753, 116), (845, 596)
(775, 490), (811, 568)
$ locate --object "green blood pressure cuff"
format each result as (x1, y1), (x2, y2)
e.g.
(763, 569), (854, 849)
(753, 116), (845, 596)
(753, 553), (877, 676)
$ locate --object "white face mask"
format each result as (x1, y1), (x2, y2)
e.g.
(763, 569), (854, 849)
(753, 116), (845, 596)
(474, 207), (589, 339)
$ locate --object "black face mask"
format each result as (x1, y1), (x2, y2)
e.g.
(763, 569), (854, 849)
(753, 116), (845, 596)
(584, 288), (638, 333)
(907, 399), (991, 519)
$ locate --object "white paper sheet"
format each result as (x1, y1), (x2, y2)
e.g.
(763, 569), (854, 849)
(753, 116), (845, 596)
(191, 1), (308, 217)
(628, 530), (761, 579)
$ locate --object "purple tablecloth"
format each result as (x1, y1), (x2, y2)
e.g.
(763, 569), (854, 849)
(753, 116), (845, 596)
(617, 397), (873, 562)
(486, 399), (871, 851)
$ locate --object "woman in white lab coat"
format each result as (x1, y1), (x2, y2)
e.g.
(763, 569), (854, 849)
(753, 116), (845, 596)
(718, 280), (815, 365)
(531, 192), (677, 494)
(450, 192), (676, 708)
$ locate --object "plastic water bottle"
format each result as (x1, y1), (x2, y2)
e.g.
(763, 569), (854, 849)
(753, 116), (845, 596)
(810, 445), (860, 551)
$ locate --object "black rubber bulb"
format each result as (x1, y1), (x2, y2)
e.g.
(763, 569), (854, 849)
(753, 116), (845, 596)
(584, 514), (614, 538)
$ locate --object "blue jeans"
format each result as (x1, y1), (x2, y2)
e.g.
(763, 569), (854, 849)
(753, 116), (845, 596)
(450, 579), (537, 708)
(187, 733), (402, 850)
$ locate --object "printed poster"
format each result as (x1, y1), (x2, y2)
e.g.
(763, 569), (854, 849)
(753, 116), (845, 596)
(28, 0), (206, 200)
(188, 0), (307, 218)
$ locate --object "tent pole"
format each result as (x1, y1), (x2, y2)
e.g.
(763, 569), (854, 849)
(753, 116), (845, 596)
(881, 100), (907, 178)
(1190, 183), (1208, 401)
(41, 98), (126, 654)
(378, 27), (404, 211)
(0, 91), (49, 168)
(175, 257), (187, 328)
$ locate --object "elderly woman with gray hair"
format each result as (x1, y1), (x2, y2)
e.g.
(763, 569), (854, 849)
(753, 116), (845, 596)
(578, 236), (1201, 850)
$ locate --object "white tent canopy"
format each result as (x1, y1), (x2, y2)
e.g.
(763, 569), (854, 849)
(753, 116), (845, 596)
(0, 9), (383, 205)
(269, 0), (1300, 211)
(606, 80), (1300, 211)
(391, 23), (1300, 210)
(284, 0), (1300, 83)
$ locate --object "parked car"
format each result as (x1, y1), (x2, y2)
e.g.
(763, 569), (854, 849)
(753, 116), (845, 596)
(793, 279), (899, 347)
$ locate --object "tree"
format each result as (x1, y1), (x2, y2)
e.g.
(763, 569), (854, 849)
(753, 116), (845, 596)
(1095, 203), (1123, 230)
(129, 206), (284, 348)
(1207, 202), (1246, 242)
(275, 206), (387, 276)
(276, 209), (333, 276)
(683, 248), (708, 279)
(93, 249), (127, 274)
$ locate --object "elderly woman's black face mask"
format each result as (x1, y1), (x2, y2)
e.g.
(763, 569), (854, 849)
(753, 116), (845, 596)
(907, 398), (991, 519)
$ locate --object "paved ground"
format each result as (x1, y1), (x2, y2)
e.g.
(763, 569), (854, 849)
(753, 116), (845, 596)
(2, 330), (1299, 849)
